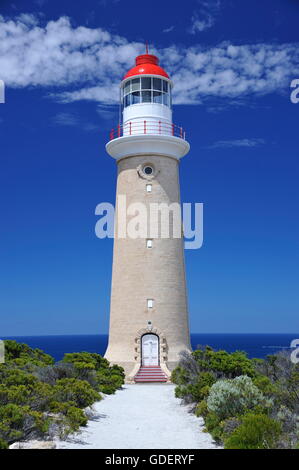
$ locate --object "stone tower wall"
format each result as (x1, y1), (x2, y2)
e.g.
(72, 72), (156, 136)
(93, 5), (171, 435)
(104, 154), (191, 378)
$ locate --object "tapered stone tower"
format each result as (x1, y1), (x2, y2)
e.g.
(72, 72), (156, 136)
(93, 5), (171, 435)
(105, 50), (191, 382)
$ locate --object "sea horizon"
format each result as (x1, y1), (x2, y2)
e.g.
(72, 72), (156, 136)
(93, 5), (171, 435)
(2, 333), (297, 362)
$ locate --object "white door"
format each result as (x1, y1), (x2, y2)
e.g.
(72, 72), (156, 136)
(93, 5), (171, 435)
(142, 334), (159, 366)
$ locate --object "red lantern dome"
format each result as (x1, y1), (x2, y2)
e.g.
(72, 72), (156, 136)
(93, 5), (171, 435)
(123, 53), (169, 80)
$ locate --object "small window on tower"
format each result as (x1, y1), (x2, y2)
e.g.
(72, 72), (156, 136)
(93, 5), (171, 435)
(146, 184), (152, 193)
(143, 165), (153, 175)
(146, 239), (153, 249)
(147, 299), (153, 309)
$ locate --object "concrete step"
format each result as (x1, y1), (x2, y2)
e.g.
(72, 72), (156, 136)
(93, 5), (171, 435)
(134, 366), (168, 383)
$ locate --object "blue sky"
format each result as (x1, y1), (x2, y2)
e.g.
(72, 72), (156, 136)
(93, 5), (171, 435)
(0, 0), (298, 335)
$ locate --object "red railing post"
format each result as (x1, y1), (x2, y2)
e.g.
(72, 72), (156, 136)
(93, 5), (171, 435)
(180, 127), (183, 138)
(129, 121), (132, 135)
(110, 128), (114, 140)
(144, 120), (146, 134)
(159, 120), (161, 134)
(117, 124), (121, 137)
(172, 123), (174, 136)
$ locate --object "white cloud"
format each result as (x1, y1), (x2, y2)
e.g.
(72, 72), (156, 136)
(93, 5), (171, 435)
(52, 85), (120, 104)
(96, 105), (118, 121)
(0, 15), (140, 92)
(189, 0), (221, 33)
(208, 138), (266, 149)
(52, 111), (98, 131)
(163, 26), (175, 33)
(0, 14), (298, 107)
(52, 112), (79, 126)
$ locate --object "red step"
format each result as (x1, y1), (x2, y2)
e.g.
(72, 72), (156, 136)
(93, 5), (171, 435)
(134, 366), (168, 383)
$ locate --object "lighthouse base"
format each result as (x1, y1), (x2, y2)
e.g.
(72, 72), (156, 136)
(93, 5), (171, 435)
(104, 324), (192, 383)
(104, 359), (173, 384)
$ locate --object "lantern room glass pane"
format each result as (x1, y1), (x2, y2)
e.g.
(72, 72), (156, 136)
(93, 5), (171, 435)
(124, 94), (131, 107)
(153, 90), (162, 104)
(162, 80), (168, 92)
(141, 90), (151, 102)
(141, 77), (152, 90)
(124, 80), (131, 95)
(163, 92), (170, 107)
(131, 78), (140, 92)
(131, 91), (141, 104)
(153, 78), (162, 91)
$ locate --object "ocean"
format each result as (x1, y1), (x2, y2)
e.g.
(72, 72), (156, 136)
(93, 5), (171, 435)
(1, 333), (297, 362)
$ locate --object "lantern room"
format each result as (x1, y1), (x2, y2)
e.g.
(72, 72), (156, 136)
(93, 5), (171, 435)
(120, 53), (173, 136)
(106, 49), (189, 160)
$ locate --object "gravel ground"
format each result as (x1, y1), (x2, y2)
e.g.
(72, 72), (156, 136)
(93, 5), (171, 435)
(58, 384), (221, 449)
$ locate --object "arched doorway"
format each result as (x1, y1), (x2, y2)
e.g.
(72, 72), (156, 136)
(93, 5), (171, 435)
(141, 334), (159, 366)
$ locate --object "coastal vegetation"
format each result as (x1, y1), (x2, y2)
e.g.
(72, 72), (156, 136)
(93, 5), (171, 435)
(172, 346), (299, 449)
(0, 340), (124, 448)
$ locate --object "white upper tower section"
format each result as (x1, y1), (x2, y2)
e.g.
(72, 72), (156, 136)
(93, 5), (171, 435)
(106, 50), (190, 160)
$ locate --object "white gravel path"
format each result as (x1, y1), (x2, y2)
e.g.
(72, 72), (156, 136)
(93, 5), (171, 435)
(58, 384), (221, 449)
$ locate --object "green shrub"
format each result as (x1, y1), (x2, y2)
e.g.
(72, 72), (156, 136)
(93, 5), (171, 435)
(174, 372), (215, 404)
(195, 400), (208, 417)
(96, 370), (124, 394)
(254, 352), (299, 412)
(0, 341), (123, 447)
(171, 366), (190, 385)
(49, 400), (76, 413)
(110, 364), (125, 379)
(3, 340), (54, 367)
(0, 404), (49, 445)
(207, 375), (272, 420)
(53, 378), (101, 408)
(253, 375), (277, 396)
(172, 348), (256, 407)
(224, 413), (282, 449)
(204, 412), (223, 441)
(47, 401), (88, 438)
(192, 347), (255, 378)
(62, 352), (110, 371)
(0, 369), (38, 387)
(0, 438), (8, 449)
(65, 406), (88, 430)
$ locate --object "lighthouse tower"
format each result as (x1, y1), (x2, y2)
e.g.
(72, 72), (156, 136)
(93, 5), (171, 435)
(105, 50), (191, 382)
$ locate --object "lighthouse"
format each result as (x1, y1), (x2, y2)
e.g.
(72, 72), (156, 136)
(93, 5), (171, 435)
(104, 49), (191, 382)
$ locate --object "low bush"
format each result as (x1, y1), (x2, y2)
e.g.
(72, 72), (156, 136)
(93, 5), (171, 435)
(52, 378), (101, 408)
(96, 370), (124, 394)
(3, 340), (54, 367)
(207, 375), (272, 420)
(224, 413), (282, 449)
(0, 403), (49, 446)
(173, 347), (298, 448)
(195, 400), (208, 418)
(204, 411), (222, 441)
(174, 370), (216, 404)
(192, 347), (255, 378)
(0, 340), (124, 448)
